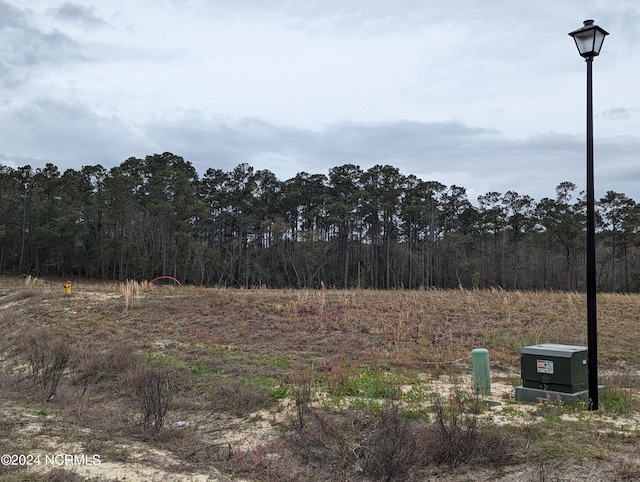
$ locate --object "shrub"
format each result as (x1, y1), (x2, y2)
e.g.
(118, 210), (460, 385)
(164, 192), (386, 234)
(359, 403), (418, 480)
(208, 381), (275, 416)
(427, 391), (479, 467)
(416, 390), (514, 470)
(16, 327), (71, 401)
(71, 341), (138, 398)
(225, 439), (284, 480)
(290, 369), (313, 429)
(130, 366), (173, 436)
(288, 408), (357, 474)
(42, 468), (89, 482)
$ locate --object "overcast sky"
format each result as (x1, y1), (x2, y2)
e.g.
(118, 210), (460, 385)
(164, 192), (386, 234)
(1, 0), (638, 204)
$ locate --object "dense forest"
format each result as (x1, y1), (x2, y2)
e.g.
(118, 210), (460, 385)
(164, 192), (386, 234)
(1, 152), (639, 291)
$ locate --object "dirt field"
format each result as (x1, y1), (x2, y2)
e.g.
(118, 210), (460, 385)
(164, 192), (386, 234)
(0, 278), (639, 481)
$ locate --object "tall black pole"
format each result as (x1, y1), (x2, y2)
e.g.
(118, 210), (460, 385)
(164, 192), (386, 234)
(585, 55), (598, 411)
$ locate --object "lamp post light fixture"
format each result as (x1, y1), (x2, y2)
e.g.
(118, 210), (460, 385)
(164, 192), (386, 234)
(568, 19), (609, 411)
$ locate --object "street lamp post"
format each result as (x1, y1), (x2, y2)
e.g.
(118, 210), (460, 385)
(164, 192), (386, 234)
(568, 19), (609, 411)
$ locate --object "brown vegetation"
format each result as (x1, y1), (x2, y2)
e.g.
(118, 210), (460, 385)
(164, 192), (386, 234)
(0, 277), (638, 481)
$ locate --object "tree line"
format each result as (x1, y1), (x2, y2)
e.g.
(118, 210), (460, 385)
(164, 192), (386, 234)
(1, 152), (639, 291)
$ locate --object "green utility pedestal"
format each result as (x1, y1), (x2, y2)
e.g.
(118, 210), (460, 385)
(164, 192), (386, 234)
(472, 348), (491, 395)
(515, 343), (601, 404)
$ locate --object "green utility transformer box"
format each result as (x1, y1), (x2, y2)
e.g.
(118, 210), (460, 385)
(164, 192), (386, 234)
(515, 344), (589, 403)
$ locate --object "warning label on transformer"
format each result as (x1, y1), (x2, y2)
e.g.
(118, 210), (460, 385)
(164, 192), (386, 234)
(536, 359), (554, 374)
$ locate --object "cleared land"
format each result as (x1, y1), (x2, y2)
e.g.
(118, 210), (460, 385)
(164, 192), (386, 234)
(0, 277), (639, 481)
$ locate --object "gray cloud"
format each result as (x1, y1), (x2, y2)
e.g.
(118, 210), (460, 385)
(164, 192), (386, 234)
(142, 113), (638, 202)
(0, 1), (80, 88)
(2, 94), (638, 204)
(52, 2), (106, 28)
(1, 0), (638, 207)
(0, 0), (23, 28)
(0, 97), (154, 166)
(601, 108), (634, 120)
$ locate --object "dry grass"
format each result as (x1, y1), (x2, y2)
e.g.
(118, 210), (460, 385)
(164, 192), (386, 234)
(119, 279), (144, 312)
(0, 276), (639, 481)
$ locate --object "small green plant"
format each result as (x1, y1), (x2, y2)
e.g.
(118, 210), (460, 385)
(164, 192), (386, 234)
(500, 404), (521, 417)
(402, 382), (431, 403)
(34, 408), (49, 416)
(539, 392), (587, 414)
(253, 354), (291, 370)
(141, 351), (170, 369)
(349, 397), (385, 415)
(195, 382), (214, 397)
(189, 363), (220, 375)
(400, 407), (431, 420)
(268, 385), (289, 399)
(323, 359), (360, 397)
(359, 370), (402, 399)
(601, 387), (639, 414)
(239, 374), (279, 390)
